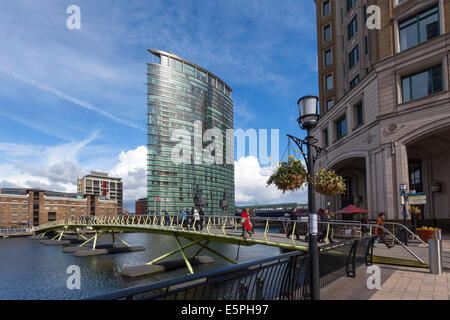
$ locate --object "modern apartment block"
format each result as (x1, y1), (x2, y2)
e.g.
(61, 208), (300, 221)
(147, 49), (235, 216)
(77, 171), (123, 214)
(0, 188), (118, 229)
(312, 0), (450, 229)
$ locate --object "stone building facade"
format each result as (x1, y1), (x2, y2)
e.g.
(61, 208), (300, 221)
(312, 0), (450, 229)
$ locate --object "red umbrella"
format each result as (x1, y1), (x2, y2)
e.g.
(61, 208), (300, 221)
(335, 204), (368, 214)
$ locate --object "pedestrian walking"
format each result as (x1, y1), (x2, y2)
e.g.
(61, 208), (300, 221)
(319, 209), (334, 243)
(193, 209), (200, 231)
(286, 207), (301, 240)
(375, 212), (393, 248)
(241, 208), (253, 238)
(361, 213), (369, 237)
(164, 210), (169, 226)
(180, 209), (187, 228)
(250, 208), (256, 233)
(199, 208), (205, 230)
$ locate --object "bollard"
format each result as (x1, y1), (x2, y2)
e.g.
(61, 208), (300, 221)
(428, 229), (442, 275)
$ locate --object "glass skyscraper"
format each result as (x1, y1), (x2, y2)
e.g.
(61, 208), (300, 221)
(147, 49), (235, 216)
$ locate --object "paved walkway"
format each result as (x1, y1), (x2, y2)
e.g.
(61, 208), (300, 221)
(321, 264), (450, 300)
(370, 267), (450, 300)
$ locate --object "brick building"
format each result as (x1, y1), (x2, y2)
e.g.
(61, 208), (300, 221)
(312, 0), (450, 229)
(0, 188), (118, 229)
(135, 198), (148, 215)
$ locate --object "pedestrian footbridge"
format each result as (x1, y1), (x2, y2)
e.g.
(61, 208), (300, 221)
(33, 215), (432, 274)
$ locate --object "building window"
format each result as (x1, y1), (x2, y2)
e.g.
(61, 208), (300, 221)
(323, 0), (330, 17)
(364, 36), (368, 55)
(197, 69), (207, 82)
(326, 98), (334, 110)
(183, 63), (195, 76)
(346, 0), (356, 13)
(208, 75), (216, 87)
(348, 45), (359, 70)
(325, 74), (333, 91)
(401, 64), (443, 103)
(348, 16), (357, 41)
(324, 24), (331, 41)
(363, 5), (367, 23)
(48, 212), (56, 222)
(354, 102), (363, 127)
(323, 128), (329, 147)
(335, 116), (347, 140)
(399, 6), (440, 52)
(169, 57), (182, 71)
(408, 159), (423, 192)
(349, 74), (360, 90)
(324, 49), (332, 66)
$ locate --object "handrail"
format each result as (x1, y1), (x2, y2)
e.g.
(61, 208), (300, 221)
(87, 238), (370, 300)
(33, 214), (425, 264)
(380, 221), (428, 247)
(88, 250), (304, 300)
(327, 219), (428, 247)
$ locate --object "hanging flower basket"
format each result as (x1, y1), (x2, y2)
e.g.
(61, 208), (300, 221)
(313, 169), (346, 196)
(409, 206), (421, 215)
(267, 158), (308, 193)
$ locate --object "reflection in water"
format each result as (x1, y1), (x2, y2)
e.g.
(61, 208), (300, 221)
(0, 233), (281, 299)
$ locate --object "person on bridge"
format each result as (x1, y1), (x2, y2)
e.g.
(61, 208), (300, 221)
(164, 210), (169, 226)
(241, 208), (253, 238)
(250, 208), (256, 233)
(286, 207), (301, 240)
(375, 212), (393, 248)
(319, 209), (335, 244)
(361, 213), (369, 237)
(198, 208), (205, 230)
(193, 209), (200, 231)
(180, 209), (188, 228)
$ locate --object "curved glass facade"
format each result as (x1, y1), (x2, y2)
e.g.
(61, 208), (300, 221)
(147, 50), (235, 215)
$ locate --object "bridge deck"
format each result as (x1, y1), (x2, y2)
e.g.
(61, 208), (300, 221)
(36, 222), (315, 251)
(35, 217), (442, 268)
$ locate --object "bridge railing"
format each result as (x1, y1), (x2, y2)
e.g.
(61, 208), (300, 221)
(34, 214), (424, 263)
(88, 237), (372, 300)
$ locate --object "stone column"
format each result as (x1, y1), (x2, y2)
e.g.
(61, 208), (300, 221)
(394, 143), (410, 221)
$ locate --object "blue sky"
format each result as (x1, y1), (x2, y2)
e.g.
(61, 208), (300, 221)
(0, 0), (318, 209)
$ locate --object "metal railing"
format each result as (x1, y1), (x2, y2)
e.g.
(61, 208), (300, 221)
(88, 237), (372, 300)
(34, 214), (425, 264)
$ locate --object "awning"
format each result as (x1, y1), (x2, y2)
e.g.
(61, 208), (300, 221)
(335, 204), (368, 214)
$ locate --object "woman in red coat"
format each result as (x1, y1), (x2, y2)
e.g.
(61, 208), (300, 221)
(241, 208), (253, 238)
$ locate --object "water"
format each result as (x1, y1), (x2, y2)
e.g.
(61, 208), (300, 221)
(0, 233), (282, 299)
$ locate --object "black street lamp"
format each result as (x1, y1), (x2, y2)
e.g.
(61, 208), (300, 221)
(287, 95), (324, 300)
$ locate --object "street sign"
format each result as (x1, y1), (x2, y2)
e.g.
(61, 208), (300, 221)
(408, 192), (427, 205)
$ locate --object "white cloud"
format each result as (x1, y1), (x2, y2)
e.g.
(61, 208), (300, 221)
(234, 156), (307, 205)
(110, 146), (147, 201)
(1, 142), (307, 206)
